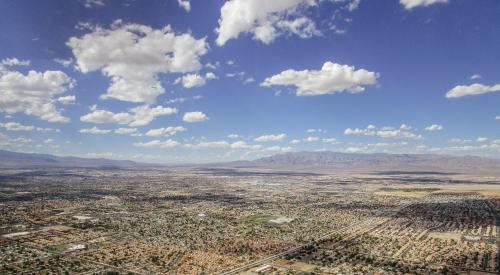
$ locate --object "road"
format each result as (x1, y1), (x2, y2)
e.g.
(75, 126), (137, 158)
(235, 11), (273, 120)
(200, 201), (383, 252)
(218, 203), (411, 275)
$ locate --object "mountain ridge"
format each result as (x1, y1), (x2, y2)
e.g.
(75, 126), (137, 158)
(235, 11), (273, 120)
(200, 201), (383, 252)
(222, 151), (500, 175)
(0, 149), (157, 168)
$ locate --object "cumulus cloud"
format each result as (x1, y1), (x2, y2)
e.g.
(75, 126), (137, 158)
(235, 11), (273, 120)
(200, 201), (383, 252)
(0, 122), (59, 133)
(1, 57), (30, 67)
(275, 17), (321, 38)
(134, 139), (180, 148)
(81, 105), (177, 127)
(79, 126), (111, 134)
(344, 127), (375, 136)
(424, 124), (443, 131)
(57, 95), (76, 105)
(304, 136), (319, 142)
(230, 141), (263, 150)
(262, 61), (378, 96)
(177, 0), (191, 12)
(254, 133), (287, 142)
(446, 83), (500, 98)
(83, 0), (105, 8)
(262, 145), (293, 153)
(477, 137), (488, 143)
(0, 122), (34, 131)
(228, 134), (239, 138)
(376, 129), (423, 140)
(145, 126), (186, 137)
(399, 124), (412, 130)
(322, 138), (340, 144)
(183, 111), (208, 123)
(67, 21), (208, 103)
(215, 0), (320, 46)
(184, 140), (230, 149)
(345, 125), (423, 140)
(175, 72), (217, 88)
(0, 63), (74, 122)
(400, 0), (448, 10)
(114, 128), (139, 135)
(496, 116), (500, 120)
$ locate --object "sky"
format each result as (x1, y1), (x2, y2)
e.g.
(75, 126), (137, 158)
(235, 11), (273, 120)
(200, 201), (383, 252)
(0, 0), (499, 163)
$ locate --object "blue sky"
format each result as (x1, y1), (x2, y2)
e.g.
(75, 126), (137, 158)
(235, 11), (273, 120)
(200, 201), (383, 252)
(0, 0), (499, 163)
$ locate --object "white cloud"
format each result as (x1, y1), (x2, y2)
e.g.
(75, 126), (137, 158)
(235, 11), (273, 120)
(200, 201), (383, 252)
(228, 134), (239, 138)
(496, 116), (500, 120)
(262, 145), (293, 153)
(345, 125), (423, 140)
(114, 128), (139, 135)
(345, 0), (361, 11)
(83, 0), (105, 8)
(0, 122), (34, 131)
(54, 58), (73, 67)
(67, 21), (208, 103)
(400, 0), (448, 10)
(176, 73), (205, 88)
(424, 124), (443, 131)
(477, 137), (488, 143)
(79, 126), (111, 134)
(205, 62), (219, 69)
(0, 65), (74, 122)
(304, 136), (319, 142)
(1, 57), (30, 67)
(254, 133), (287, 142)
(376, 129), (423, 140)
(449, 138), (473, 144)
(275, 17), (321, 39)
(205, 72), (218, 79)
(322, 138), (340, 144)
(290, 139), (301, 144)
(262, 61), (378, 96)
(215, 0), (320, 46)
(446, 83), (500, 98)
(344, 127), (375, 136)
(230, 141), (263, 150)
(134, 139), (180, 148)
(145, 126), (186, 137)
(399, 124), (412, 130)
(80, 105), (177, 126)
(57, 95), (76, 105)
(184, 140), (230, 149)
(175, 72), (216, 88)
(244, 77), (255, 84)
(307, 128), (325, 133)
(183, 111), (208, 123)
(470, 74), (481, 80)
(177, 0), (191, 12)
(0, 122), (59, 133)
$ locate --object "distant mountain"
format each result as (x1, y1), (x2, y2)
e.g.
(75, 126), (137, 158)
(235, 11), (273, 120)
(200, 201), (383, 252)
(224, 151), (500, 174)
(0, 149), (156, 168)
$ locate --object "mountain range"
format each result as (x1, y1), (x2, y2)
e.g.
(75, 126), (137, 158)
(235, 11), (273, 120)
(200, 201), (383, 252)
(0, 149), (151, 169)
(223, 151), (500, 175)
(1, 149), (500, 175)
